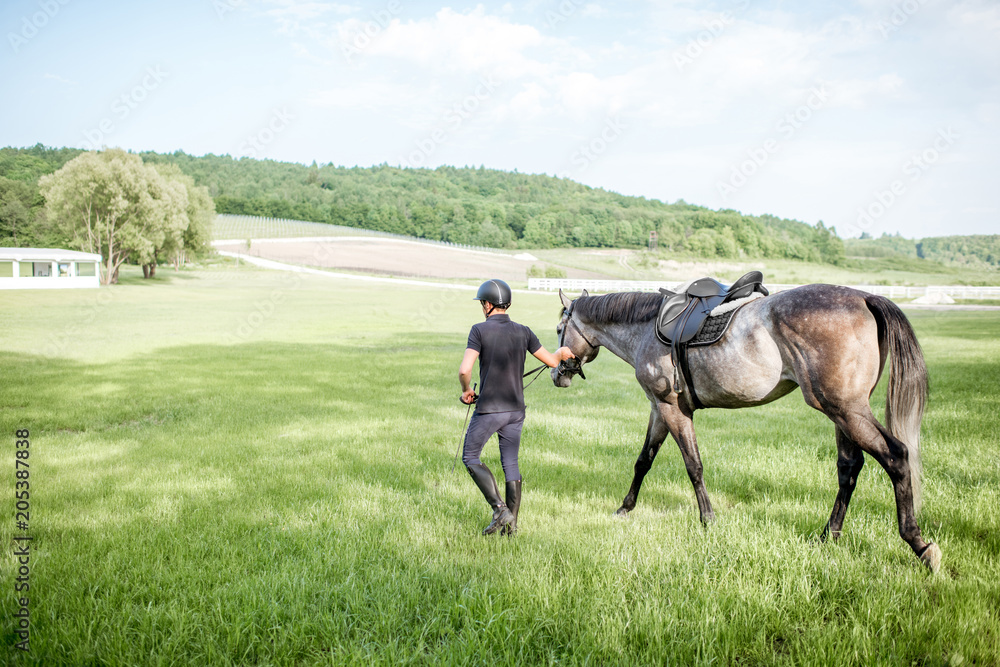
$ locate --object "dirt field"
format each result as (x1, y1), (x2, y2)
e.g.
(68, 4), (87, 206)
(212, 237), (613, 281)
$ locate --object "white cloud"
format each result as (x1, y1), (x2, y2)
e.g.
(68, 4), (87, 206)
(826, 73), (906, 109)
(308, 80), (423, 112)
(504, 82), (550, 119)
(44, 73), (76, 86)
(362, 6), (552, 78)
(949, 0), (1000, 33)
(261, 0), (354, 33)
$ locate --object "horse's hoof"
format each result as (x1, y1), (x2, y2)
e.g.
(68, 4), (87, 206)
(614, 507), (630, 518)
(920, 542), (942, 574)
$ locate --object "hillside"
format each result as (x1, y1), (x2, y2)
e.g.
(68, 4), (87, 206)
(142, 150), (848, 264)
(845, 234), (1000, 272)
(2, 144), (992, 276)
(1, 144), (843, 264)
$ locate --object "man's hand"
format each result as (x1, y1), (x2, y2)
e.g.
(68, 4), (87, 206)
(461, 389), (478, 405)
(532, 345), (577, 369)
(556, 346), (576, 361)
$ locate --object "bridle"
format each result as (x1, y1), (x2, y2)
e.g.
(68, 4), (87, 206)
(557, 305), (598, 380)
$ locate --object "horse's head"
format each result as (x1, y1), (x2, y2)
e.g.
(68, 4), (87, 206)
(552, 288), (600, 388)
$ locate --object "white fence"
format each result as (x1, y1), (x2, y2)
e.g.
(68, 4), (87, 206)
(213, 214), (511, 255)
(926, 285), (1000, 299)
(527, 279), (1000, 299)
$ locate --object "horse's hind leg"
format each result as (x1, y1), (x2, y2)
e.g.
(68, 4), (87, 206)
(835, 410), (940, 571)
(821, 427), (864, 541)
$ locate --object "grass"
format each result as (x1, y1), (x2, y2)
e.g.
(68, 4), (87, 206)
(530, 248), (996, 287)
(1, 262), (999, 665)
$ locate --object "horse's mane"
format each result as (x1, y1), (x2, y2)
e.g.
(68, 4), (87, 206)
(573, 291), (662, 324)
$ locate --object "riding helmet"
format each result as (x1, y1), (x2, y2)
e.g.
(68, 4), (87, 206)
(474, 279), (512, 308)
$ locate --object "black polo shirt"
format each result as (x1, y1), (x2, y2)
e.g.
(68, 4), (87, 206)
(467, 314), (542, 414)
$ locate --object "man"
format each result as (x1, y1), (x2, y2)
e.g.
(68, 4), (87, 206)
(458, 279), (575, 536)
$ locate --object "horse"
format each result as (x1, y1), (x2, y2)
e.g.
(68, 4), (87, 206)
(551, 284), (941, 572)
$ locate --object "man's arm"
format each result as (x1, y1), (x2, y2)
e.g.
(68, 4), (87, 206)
(459, 348), (479, 404)
(532, 346), (575, 368)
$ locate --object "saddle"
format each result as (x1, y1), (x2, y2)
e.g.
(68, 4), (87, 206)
(655, 270), (768, 408)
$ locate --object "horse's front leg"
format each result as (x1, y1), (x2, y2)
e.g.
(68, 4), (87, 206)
(666, 404), (715, 524)
(616, 407), (669, 516)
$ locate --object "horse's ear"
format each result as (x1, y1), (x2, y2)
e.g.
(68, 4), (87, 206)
(559, 288), (572, 310)
(581, 288), (589, 298)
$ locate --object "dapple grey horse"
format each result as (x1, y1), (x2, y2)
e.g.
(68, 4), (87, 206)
(552, 285), (941, 572)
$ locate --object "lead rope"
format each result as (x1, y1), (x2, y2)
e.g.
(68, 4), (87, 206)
(522, 363), (548, 390)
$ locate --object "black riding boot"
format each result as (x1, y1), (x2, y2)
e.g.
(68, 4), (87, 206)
(501, 479), (521, 536)
(466, 464), (513, 535)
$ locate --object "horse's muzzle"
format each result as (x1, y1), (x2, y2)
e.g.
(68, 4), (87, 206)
(556, 358), (586, 381)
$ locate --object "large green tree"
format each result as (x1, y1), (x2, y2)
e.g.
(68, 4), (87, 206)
(39, 149), (189, 284)
(152, 163), (214, 272)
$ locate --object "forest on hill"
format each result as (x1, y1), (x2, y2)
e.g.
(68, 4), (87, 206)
(0, 144), (843, 264)
(140, 150), (848, 264)
(845, 233), (1000, 271)
(2, 144), (994, 272)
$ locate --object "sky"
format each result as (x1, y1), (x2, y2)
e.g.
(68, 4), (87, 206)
(1, 0), (997, 240)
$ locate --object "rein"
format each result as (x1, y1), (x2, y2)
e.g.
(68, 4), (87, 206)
(522, 363), (548, 390)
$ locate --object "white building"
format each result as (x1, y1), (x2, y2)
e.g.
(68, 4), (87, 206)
(0, 248), (102, 289)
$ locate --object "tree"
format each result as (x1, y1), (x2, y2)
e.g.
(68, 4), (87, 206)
(684, 228), (721, 257)
(39, 149), (188, 284)
(152, 163), (214, 270)
(0, 176), (33, 245)
(180, 180), (213, 263)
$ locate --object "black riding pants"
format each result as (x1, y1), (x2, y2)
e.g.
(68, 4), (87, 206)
(461, 410), (525, 482)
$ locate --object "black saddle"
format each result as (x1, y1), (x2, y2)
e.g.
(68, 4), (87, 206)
(655, 271), (768, 408)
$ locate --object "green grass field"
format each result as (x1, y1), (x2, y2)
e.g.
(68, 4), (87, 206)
(2, 262), (999, 665)
(531, 248), (997, 287)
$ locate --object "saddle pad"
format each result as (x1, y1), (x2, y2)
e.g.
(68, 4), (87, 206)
(709, 290), (765, 317)
(688, 308), (738, 346)
(657, 303), (743, 347)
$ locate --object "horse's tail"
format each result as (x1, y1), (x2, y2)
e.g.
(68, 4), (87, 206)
(865, 294), (929, 512)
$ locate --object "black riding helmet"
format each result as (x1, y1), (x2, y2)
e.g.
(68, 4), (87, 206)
(474, 279), (512, 309)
